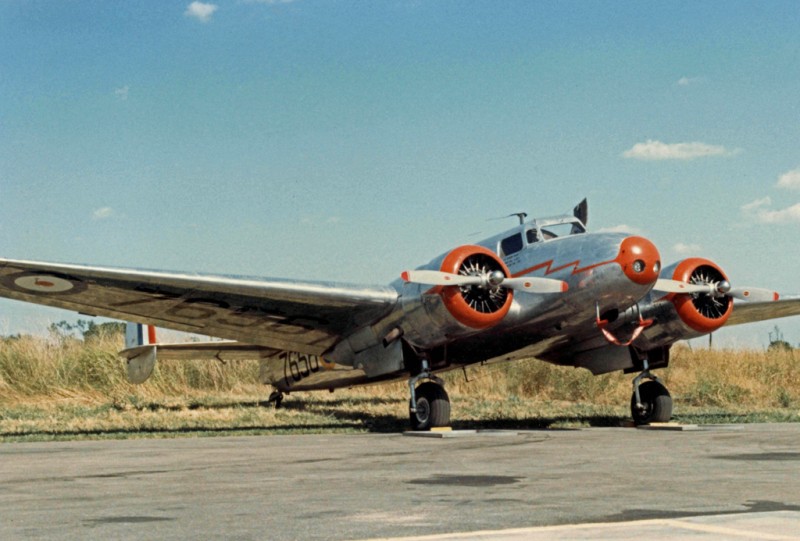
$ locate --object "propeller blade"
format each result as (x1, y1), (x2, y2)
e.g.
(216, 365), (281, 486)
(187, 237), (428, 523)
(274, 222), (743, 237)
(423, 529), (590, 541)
(503, 277), (569, 293)
(653, 279), (715, 295)
(728, 287), (780, 302)
(401, 270), (567, 293)
(400, 270), (482, 287)
(654, 279), (779, 302)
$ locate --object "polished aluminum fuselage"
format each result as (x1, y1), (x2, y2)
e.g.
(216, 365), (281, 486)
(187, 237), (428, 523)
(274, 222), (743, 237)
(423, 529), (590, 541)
(280, 219), (657, 391)
(394, 231), (652, 366)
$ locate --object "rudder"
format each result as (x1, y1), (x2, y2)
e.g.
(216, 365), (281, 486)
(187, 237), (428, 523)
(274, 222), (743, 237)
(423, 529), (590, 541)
(125, 322), (157, 349)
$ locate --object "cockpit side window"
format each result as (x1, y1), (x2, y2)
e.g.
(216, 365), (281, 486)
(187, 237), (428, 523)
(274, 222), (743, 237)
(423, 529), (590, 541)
(500, 233), (523, 257)
(571, 222), (586, 235)
(526, 228), (539, 244)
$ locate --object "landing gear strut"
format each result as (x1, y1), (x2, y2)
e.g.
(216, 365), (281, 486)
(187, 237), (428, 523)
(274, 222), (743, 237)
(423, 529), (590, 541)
(408, 360), (451, 430)
(631, 359), (672, 424)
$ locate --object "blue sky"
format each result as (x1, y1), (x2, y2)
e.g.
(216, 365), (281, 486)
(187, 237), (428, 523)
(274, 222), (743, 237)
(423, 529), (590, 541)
(1, 0), (799, 347)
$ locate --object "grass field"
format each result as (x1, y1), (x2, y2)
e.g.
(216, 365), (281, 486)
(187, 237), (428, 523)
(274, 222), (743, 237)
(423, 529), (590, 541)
(1, 332), (798, 442)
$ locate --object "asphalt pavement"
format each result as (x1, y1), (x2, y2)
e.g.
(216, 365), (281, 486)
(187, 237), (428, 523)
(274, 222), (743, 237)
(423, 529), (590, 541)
(2, 424), (799, 540)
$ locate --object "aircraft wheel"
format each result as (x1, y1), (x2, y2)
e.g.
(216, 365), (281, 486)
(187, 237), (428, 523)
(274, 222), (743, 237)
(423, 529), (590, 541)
(631, 380), (672, 424)
(268, 390), (284, 409)
(409, 382), (450, 431)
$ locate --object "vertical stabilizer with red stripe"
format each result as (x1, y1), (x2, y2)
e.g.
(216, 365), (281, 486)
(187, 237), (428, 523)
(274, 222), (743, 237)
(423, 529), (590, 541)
(125, 322), (157, 349)
(122, 323), (158, 384)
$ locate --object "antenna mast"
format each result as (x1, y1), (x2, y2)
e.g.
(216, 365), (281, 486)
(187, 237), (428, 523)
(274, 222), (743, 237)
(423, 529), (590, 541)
(509, 212), (527, 225)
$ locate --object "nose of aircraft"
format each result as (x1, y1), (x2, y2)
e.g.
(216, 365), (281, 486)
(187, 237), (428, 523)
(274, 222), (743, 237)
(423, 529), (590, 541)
(616, 236), (661, 286)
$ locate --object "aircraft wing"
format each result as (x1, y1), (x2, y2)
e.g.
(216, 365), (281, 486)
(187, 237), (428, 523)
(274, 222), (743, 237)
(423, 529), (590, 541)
(0, 258), (398, 355)
(726, 295), (800, 326)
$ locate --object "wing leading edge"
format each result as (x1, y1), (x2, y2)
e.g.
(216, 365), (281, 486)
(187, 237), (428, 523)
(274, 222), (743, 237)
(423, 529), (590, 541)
(0, 258), (398, 355)
(726, 295), (800, 327)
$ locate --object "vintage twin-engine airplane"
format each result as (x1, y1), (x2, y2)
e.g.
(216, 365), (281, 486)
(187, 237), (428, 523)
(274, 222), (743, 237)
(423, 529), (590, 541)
(1, 199), (799, 429)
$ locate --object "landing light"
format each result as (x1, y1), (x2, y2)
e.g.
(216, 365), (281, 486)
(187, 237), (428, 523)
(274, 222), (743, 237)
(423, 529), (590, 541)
(633, 260), (645, 273)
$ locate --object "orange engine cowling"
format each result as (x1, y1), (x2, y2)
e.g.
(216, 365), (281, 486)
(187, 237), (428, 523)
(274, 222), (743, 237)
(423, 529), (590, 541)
(438, 245), (514, 329)
(665, 258), (733, 334)
(401, 245), (515, 349)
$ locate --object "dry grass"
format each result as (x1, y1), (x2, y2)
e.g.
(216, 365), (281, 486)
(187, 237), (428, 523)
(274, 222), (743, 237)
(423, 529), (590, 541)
(1, 333), (798, 441)
(446, 345), (800, 409)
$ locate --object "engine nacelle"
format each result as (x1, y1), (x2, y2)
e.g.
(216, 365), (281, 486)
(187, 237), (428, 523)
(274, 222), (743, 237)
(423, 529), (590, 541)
(664, 257), (733, 334)
(621, 257), (735, 351)
(400, 245), (514, 348)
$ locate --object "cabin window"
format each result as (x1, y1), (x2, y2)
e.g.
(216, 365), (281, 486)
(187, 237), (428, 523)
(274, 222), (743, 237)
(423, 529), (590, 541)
(500, 233), (523, 257)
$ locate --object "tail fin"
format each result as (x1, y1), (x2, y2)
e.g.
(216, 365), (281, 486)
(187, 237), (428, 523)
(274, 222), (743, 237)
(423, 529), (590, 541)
(122, 322), (158, 384)
(125, 322), (157, 349)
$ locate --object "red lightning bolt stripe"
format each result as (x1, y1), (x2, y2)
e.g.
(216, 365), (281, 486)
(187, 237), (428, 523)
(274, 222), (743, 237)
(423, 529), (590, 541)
(511, 258), (617, 278)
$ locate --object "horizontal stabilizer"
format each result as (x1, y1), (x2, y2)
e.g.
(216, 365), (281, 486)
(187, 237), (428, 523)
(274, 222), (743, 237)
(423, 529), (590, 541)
(123, 345), (157, 384)
(119, 332), (283, 384)
(120, 341), (281, 362)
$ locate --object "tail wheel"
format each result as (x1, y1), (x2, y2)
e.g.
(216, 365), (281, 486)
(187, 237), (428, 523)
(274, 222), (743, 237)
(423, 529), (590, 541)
(409, 382), (450, 431)
(631, 380), (673, 424)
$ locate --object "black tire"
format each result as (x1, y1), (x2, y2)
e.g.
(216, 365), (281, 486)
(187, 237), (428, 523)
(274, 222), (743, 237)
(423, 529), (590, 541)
(268, 391), (283, 409)
(631, 380), (672, 424)
(409, 382), (451, 431)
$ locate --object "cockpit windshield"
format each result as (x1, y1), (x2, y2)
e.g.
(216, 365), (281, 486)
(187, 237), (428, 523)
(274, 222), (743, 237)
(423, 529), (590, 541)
(538, 220), (586, 240)
(483, 215), (587, 258)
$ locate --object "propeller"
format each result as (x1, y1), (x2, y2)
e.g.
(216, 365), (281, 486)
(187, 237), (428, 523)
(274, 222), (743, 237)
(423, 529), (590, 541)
(401, 270), (568, 294)
(654, 279), (779, 302)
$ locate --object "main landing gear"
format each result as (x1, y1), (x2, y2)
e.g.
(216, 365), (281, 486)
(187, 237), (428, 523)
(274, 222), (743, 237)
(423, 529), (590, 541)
(408, 360), (451, 431)
(630, 359), (673, 424)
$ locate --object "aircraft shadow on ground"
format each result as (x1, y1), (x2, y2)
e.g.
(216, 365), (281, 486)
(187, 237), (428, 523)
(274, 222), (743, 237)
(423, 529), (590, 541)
(112, 395), (402, 413)
(3, 396), (629, 440)
(307, 401), (628, 433)
(276, 397), (629, 432)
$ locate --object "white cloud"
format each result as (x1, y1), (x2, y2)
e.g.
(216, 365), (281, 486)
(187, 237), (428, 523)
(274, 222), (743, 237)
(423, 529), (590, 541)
(777, 167), (800, 190)
(185, 2), (218, 22)
(596, 224), (646, 236)
(622, 140), (736, 161)
(114, 86), (129, 101)
(301, 216), (341, 226)
(741, 196), (772, 212)
(92, 207), (114, 220)
(677, 76), (696, 86)
(755, 203), (800, 224)
(673, 242), (702, 255)
(741, 197), (800, 224)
